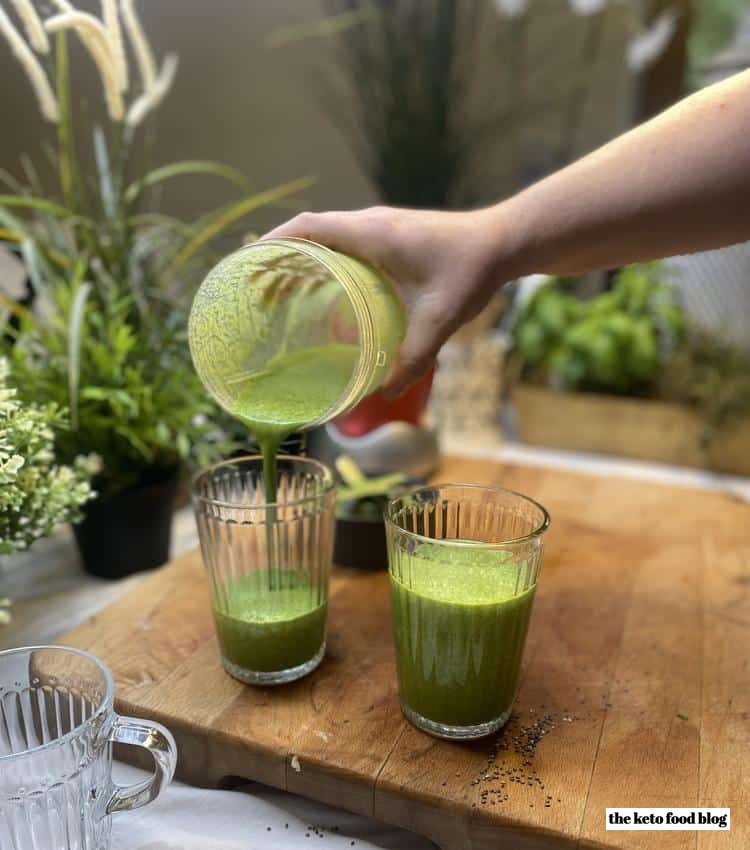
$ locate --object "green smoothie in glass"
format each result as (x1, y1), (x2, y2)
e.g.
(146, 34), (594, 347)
(390, 546), (535, 728)
(386, 483), (548, 739)
(214, 573), (327, 673)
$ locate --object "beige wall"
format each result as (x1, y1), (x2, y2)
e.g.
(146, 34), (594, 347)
(0, 1), (634, 230)
(0, 1), (376, 231)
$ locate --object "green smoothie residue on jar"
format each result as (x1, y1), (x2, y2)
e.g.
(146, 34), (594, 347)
(390, 543), (536, 728)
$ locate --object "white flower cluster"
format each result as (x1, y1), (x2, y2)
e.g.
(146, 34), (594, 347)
(0, 0), (178, 126)
(0, 358), (99, 555)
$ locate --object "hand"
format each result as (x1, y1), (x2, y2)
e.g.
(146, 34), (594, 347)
(263, 205), (513, 397)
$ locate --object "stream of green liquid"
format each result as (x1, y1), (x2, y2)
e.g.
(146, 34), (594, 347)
(214, 343), (358, 671)
(230, 343), (359, 501)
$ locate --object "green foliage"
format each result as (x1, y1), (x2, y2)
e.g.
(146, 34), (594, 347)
(688, 0), (747, 76)
(0, 358), (97, 554)
(321, 0), (502, 208)
(659, 330), (750, 447)
(0, 33), (308, 497)
(7, 285), (231, 497)
(334, 455), (407, 520)
(512, 264), (685, 395)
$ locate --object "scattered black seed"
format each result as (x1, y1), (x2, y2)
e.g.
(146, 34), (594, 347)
(267, 827), (271, 831)
(468, 710), (566, 811)
(676, 712), (688, 721)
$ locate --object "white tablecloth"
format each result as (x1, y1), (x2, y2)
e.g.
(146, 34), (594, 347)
(111, 763), (435, 850)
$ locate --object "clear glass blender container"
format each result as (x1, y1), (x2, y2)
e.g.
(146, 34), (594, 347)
(188, 238), (407, 427)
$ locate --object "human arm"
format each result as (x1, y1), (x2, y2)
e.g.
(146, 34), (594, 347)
(264, 71), (750, 396)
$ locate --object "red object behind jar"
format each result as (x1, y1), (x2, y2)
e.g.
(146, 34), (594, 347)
(335, 367), (435, 438)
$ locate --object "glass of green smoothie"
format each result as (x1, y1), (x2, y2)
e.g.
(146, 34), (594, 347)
(385, 484), (550, 740)
(192, 455), (336, 685)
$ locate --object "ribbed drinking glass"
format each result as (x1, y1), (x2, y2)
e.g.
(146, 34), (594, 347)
(192, 455), (336, 685)
(386, 484), (550, 740)
(0, 645), (177, 850)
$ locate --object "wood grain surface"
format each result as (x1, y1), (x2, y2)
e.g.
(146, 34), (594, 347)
(59, 457), (750, 849)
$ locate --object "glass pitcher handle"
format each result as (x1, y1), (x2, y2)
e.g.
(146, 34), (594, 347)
(105, 715), (178, 814)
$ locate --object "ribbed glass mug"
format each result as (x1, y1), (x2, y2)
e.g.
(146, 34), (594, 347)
(386, 484), (550, 740)
(0, 645), (177, 850)
(188, 237), (407, 429)
(193, 455), (336, 685)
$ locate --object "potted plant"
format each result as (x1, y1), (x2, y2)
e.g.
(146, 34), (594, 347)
(0, 356), (97, 621)
(0, 0), (309, 577)
(507, 264), (750, 474)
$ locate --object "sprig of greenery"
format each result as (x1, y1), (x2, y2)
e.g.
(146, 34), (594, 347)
(335, 454), (406, 503)
(0, 358), (97, 554)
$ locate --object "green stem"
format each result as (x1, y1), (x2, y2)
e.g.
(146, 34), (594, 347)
(55, 32), (79, 214)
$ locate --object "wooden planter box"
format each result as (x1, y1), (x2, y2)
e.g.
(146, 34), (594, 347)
(513, 384), (750, 476)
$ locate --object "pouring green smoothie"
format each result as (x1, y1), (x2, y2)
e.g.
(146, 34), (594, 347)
(189, 239), (406, 683)
(228, 342), (358, 502)
(189, 238), (406, 502)
(204, 342), (357, 676)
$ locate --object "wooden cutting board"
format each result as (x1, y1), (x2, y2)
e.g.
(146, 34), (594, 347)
(59, 457), (750, 850)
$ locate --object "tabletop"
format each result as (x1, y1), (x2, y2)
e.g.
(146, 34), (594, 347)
(2, 442), (749, 850)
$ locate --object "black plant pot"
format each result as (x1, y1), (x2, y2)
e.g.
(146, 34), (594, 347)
(74, 469), (180, 580)
(334, 515), (388, 571)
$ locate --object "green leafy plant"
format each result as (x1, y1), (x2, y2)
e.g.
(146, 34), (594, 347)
(0, 1), (310, 497)
(279, 0), (509, 208)
(334, 455), (407, 520)
(511, 264), (685, 395)
(0, 357), (97, 555)
(7, 285), (229, 494)
(689, 0), (747, 77)
(659, 330), (750, 449)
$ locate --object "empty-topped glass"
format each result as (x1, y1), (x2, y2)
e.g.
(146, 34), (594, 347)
(0, 645), (177, 850)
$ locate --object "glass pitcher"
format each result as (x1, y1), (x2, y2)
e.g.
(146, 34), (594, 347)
(0, 645), (177, 850)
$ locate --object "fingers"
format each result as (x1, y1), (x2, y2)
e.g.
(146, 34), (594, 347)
(261, 209), (386, 264)
(383, 297), (454, 399)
